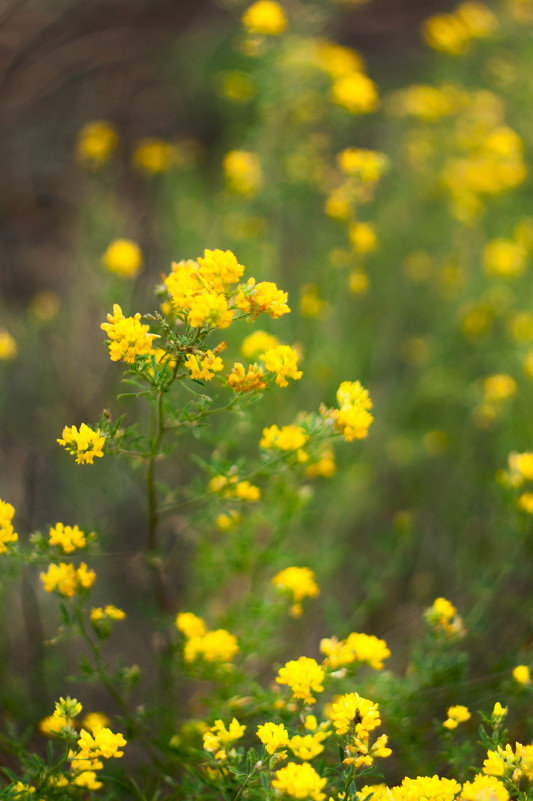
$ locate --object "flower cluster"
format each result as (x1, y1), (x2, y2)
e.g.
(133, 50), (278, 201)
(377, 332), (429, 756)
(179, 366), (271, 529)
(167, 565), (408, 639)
(422, 1), (498, 55)
(40, 562), (96, 597)
(176, 612), (239, 665)
(320, 632), (391, 670)
(0, 499), (18, 553)
(272, 762), (327, 801)
(320, 381), (373, 442)
(57, 423), (106, 465)
(203, 718), (246, 761)
(272, 566), (320, 617)
(48, 522), (88, 553)
(276, 657), (325, 704)
(443, 705), (471, 729)
(425, 597), (465, 637)
(101, 304), (159, 363)
(209, 473), (261, 502)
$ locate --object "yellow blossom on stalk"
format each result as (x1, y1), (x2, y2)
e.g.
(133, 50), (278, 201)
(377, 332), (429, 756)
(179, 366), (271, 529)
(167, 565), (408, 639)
(483, 744), (517, 777)
(101, 304), (159, 363)
(102, 239), (143, 279)
(349, 222), (377, 254)
(492, 702), (508, 723)
(513, 665), (531, 685)
(11, 782), (36, 799)
(328, 692), (381, 736)
(236, 278), (290, 320)
(175, 611), (207, 638)
(227, 362), (267, 393)
(41, 562), (96, 597)
(132, 138), (174, 174)
(48, 523), (87, 553)
(184, 629), (240, 664)
(0, 499), (18, 553)
(422, 13), (471, 54)
(261, 345), (302, 387)
(332, 72), (378, 115)
(216, 511), (241, 531)
(257, 721), (290, 755)
(0, 329), (17, 359)
(223, 150), (263, 196)
(39, 711), (70, 737)
(392, 776), (461, 801)
(235, 480), (261, 501)
(483, 240), (526, 279)
(57, 423), (105, 465)
(75, 121), (118, 167)
(425, 597), (464, 636)
(185, 350), (224, 381)
(90, 605), (126, 623)
(518, 493), (533, 513)
(337, 148), (389, 181)
(272, 567), (320, 616)
(197, 249), (246, 291)
(272, 762), (327, 801)
(320, 632), (390, 670)
(76, 724), (126, 760)
(483, 374), (517, 403)
(188, 292), (234, 330)
(324, 381), (373, 442)
(443, 705), (471, 729)
(82, 712), (111, 732)
(260, 424), (308, 451)
(290, 732), (328, 760)
(461, 775), (509, 801)
(241, 330), (280, 359)
(276, 657), (325, 704)
(242, 0), (288, 35)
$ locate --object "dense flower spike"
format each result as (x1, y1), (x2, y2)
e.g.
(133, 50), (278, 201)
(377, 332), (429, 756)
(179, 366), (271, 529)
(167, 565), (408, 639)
(328, 692), (381, 736)
(0, 499), (18, 553)
(272, 762), (327, 801)
(226, 362), (267, 393)
(276, 657), (325, 704)
(443, 705), (471, 729)
(257, 722), (290, 755)
(101, 304), (159, 363)
(235, 278), (290, 320)
(76, 724), (126, 759)
(48, 523), (87, 553)
(260, 345), (302, 387)
(57, 423), (105, 464)
(425, 597), (465, 637)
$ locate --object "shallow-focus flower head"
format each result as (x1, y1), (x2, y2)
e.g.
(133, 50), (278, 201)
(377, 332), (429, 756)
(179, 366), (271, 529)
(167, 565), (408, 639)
(75, 121), (118, 167)
(276, 656), (325, 704)
(57, 423), (105, 465)
(101, 304), (159, 363)
(272, 761), (327, 800)
(443, 704), (471, 729)
(133, 138), (174, 174)
(242, 0), (288, 35)
(257, 721), (290, 754)
(0, 499), (18, 553)
(102, 239), (143, 279)
(512, 665), (531, 685)
(224, 150), (263, 196)
(0, 329), (17, 360)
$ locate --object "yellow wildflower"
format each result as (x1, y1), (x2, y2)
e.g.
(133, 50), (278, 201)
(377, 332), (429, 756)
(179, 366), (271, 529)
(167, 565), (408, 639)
(184, 629), (239, 664)
(392, 776), (461, 801)
(132, 138), (174, 174)
(90, 605), (126, 623)
(422, 13), (471, 54)
(299, 284), (326, 319)
(48, 523), (87, 553)
(82, 712), (111, 732)
(349, 222), (377, 254)
(0, 499), (18, 553)
(320, 632), (390, 670)
(102, 239), (143, 279)
(227, 362), (267, 393)
(272, 761), (327, 801)
(483, 374), (517, 402)
(76, 724), (126, 759)
(332, 73), (378, 115)
(0, 329), (17, 360)
(261, 344), (303, 387)
(305, 446), (336, 478)
(101, 304), (159, 363)
(328, 692), (381, 736)
(518, 493), (533, 513)
(187, 293), (233, 329)
(241, 330), (280, 359)
(235, 278), (290, 319)
(337, 148), (389, 181)
(75, 121), (118, 167)
(39, 711), (70, 737)
(483, 240), (526, 278)
(185, 350), (224, 381)
(443, 705), (471, 729)
(235, 480), (261, 501)
(198, 249), (245, 291)
(289, 732), (328, 760)
(276, 656), (325, 704)
(461, 775), (509, 801)
(257, 721), (290, 754)
(40, 562), (96, 597)
(272, 567), (320, 608)
(425, 597), (464, 636)
(324, 381), (373, 442)
(57, 423), (105, 465)
(224, 150), (263, 196)
(513, 665), (531, 685)
(175, 612), (207, 638)
(260, 424), (308, 451)
(242, 0), (288, 35)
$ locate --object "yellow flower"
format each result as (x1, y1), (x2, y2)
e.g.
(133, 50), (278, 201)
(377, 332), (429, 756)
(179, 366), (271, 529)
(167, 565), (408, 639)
(509, 452), (533, 483)
(76, 724), (126, 759)
(101, 304), (159, 363)
(75, 121), (118, 167)
(328, 692), (381, 736)
(57, 423), (105, 465)
(257, 721), (290, 754)
(276, 656), (325, 704)
(518, 493), (533, 513)
(482, 374), (517, 402)
(185, 350), (225, 381)
(132, 138), (174, 174)
(320, 632), (390, 670)
(227, 362), (267, 393)
(324, 381), (373, 442)
(422, 13), (471, 54)
(289, 732), (328, 760)
(461, 775), (509, 801)
(81, 712), (111, 732)
(332, 72), (378, 114)
(0, 329), (17, 360)
(241, 330), (280, 359)
(272, 761), (327, 801)
(260, 424), (308, 451)
(224, 150), (263, 196)
(40, 562), (96, 597)
(242, 0), (288, 35)
(0, 499), (18, 553)
(443, 705), (471, 729)
(39, 711), (70, 737)
(102, 239), (143, 279)
(483, 240), (526, 278)
(261, 345), (303, 387)
(49, 523), (87, 553)
(175, 612), (207, 638)
(305, 446), (336, 479)
(235, 278), (290, 319)
(512, 665), (531, 685)
(90, 605), (126, 623)
(235, 480), (261, 501)
(272, 567), (320, 604)
(187, 293), (233, 329)
(184, 629), (239, 664)
(337, 148), (389, 181)
(392, 776), (461, 801)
